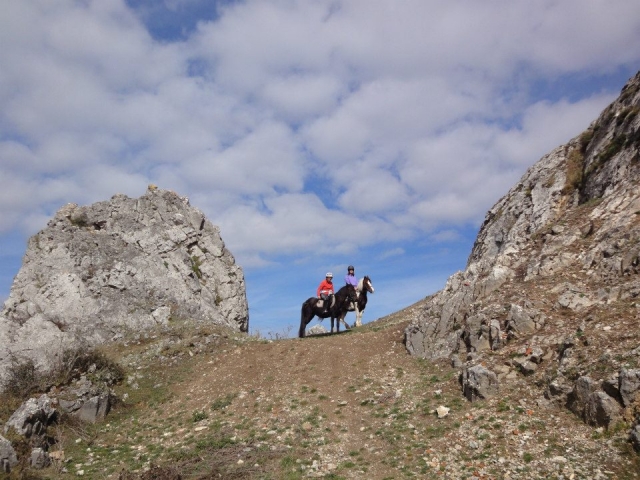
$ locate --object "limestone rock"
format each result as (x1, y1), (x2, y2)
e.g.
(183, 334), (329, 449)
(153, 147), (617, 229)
(57, 376), (113, 423)
(405, 72), (640, 362)
(29, 447), (51, 469)
(601, 374), (621, 403)
(630, 424), (640, 452)
(584, 392), (621, 429)
(460, 365), (499, 401)
(0, 188), (248, 384)
(436, 405), (450, 418)
(4, 394), (57, 439)
(567, 376), (599, 419)
(618, 368), (640, 407)
(307, 324), (329, 336)
(545, 377), (573, 405)
(506, 304), (545, 337)
(0, 435), (18, 473)
(512, 357), (537, 376)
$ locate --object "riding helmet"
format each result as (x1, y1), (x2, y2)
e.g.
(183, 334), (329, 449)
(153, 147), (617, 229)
(326, 272), (333, 278)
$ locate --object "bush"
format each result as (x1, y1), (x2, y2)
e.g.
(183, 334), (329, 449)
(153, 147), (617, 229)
(2, 357), (40, 398)
(564, 148), (584, 193)
(61, 348), (126, 385)
(2, 348), (125, 400)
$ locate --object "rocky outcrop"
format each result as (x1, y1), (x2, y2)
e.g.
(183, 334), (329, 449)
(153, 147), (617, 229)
(460, 365), (499, 401)
(0, 435), (18, 473)
(406, 72), (640, 441)
(57, 376), (113, 423)
(0, 188), (248, 384)
(3, 394), (57, 439)
(405, 71), (640, 360)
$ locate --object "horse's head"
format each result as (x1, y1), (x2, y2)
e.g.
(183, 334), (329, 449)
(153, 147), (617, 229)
(361, 276), (374, 294)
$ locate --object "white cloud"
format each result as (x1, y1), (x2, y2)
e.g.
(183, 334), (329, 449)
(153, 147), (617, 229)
(494, 94), (616, 166)
(1, 0), (640, 270)
(181, 121), (304, 194)
(260, 74), (345, 124)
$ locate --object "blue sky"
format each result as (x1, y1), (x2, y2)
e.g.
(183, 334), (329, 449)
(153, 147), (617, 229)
(1, 1), (640, 337)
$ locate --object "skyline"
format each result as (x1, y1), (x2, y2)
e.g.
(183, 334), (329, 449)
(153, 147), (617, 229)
(2, 1), (640, 335)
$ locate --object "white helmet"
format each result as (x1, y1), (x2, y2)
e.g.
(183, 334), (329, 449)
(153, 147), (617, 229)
(326, 272), (333, 278)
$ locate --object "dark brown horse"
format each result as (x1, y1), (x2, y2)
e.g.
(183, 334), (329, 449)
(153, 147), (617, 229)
(299, 284), (357, 338)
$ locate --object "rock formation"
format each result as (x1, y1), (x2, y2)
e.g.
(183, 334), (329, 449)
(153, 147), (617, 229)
(405, 71), (640, 434)
(405, 71), (640, 360)
(0, 188), (248, 384)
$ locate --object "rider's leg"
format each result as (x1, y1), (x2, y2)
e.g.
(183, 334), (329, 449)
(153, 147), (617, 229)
(321, 294), (329, 315)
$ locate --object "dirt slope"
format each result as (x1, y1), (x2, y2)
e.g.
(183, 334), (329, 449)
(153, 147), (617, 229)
(26, 303), (638, 480)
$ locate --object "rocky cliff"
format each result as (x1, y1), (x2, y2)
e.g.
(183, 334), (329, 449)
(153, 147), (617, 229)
(0, 187), (248, 383)
(404, 71), (640, 430)
(406, 71), (640, 361)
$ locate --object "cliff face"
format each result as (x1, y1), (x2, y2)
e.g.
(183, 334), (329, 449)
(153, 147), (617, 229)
(0, 188), (248, 382)
(405, 71), (640, 362)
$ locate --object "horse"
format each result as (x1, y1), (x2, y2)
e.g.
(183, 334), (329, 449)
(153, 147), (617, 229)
(299, 284), (357, 338)
(353, 276), (374, 327)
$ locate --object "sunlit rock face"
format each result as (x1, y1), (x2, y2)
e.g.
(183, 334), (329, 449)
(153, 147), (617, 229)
(0, 188), (248, 384)
(405, 72), (640, 361)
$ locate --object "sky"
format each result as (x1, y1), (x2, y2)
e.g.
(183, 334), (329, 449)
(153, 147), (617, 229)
(1, 1), (640, 337)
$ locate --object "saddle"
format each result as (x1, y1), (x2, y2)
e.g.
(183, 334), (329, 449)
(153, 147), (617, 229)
(316, 295), (334, 309)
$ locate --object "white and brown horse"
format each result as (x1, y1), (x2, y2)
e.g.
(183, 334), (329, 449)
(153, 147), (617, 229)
(335, 275), (375, 330)
(352, 276), (374, 327)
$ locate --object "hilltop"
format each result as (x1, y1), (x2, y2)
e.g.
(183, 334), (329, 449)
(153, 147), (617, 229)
(1, 309), (636, 479)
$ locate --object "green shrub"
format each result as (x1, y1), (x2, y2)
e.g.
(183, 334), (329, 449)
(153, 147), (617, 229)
(2, 357), (40, 398)
(579, 129), (594, 153)
(564, 147), (584, 193)
(192, 410), (208, 422)
(2, 348), (125, 400)
(598, 134), (627, 164)
(211, 393), (236, 411)
(60, 348), (126, 385)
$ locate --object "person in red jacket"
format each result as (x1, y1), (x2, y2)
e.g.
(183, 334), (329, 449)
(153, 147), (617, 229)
(316, 272), (334, 315)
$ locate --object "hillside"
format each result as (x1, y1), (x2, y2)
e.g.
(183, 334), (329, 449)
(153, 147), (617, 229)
(1, 310), (638, 479)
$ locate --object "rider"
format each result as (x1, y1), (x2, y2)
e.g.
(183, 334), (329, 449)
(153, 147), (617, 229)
(317, 272), (334, 315)
(344, 265), (358, 290)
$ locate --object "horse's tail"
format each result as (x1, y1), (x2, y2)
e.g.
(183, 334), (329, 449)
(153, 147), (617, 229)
(299, 298), (312, 338)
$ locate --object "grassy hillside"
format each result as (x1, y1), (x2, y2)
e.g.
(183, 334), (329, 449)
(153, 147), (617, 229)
(2, 301), (639, 479)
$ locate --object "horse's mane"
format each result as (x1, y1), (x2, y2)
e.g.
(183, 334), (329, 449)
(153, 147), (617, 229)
(357, 276), (370, 292)
(336, 284), (354, 296)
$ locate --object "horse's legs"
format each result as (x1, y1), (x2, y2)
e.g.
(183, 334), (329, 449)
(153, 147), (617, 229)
(354, 306), (363, 327)
(331, 313), (341, 333)
(336, 312), (351, 330)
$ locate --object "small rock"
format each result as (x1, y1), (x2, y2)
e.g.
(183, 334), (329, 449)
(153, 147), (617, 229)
(436, 406), (450, 418)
